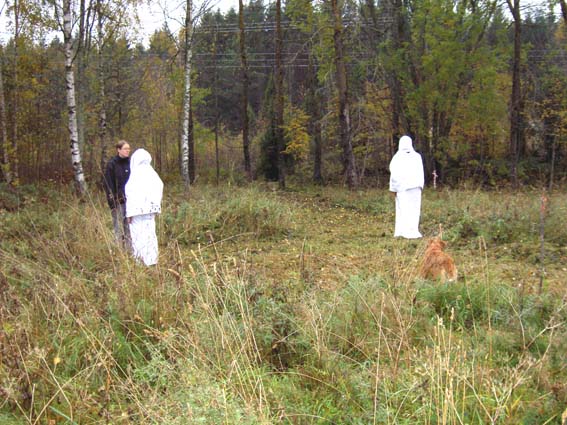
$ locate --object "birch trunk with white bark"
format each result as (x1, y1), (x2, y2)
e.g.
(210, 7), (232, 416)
(64, 0), (88, 194)
(180, 0), (193, 186)
(97, 0), (108, 176)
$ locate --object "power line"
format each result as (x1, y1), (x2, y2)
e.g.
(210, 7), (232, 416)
(193, 17), (395, 33)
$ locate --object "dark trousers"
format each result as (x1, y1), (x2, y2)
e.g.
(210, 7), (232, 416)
(111, 203), (131, 249)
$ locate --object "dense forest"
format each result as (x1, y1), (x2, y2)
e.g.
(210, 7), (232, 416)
(0, 0), (565, 190)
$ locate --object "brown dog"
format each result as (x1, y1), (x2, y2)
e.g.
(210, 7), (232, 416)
(419, 237), (458, 282)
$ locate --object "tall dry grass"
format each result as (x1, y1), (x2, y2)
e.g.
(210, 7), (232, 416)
(1, 183), (566, 424)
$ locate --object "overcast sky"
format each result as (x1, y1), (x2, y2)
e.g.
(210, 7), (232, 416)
(0, 0), (559, 45)
(0, 0), (240, 44)
(136, 0), (239, 44)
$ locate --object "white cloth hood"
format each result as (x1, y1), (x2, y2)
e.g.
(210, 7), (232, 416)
(398, 135), (413, 152)
(389, 135), (424, 192)
(125, 149), (163, 217)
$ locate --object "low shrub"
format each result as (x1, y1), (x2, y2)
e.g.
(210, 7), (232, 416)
(415, 280), (516, 329)
(162, 185), (294, 245)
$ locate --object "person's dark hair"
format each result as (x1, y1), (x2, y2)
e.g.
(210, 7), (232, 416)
(116, 140), (129, 149)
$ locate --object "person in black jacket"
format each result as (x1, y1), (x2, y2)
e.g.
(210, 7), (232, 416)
(104, 140), (131, 248)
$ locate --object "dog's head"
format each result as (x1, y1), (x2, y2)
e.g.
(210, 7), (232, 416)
(426, 237), (446, 251)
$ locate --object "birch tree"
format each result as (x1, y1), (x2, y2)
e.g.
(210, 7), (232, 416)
(179, 0), (215, 185)
(180, 0), (194, 186)
(96, 0), (108, 175)
(60, 0), (88, 193)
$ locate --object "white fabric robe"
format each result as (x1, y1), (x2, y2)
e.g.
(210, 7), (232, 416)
(389, 136), (424, 239)
(394, 188), (422, 238)
(129, 213), (159, 266)
(125, 149), (163, 265)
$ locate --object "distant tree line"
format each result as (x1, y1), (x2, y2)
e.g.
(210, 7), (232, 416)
(0, 0), (565, 190)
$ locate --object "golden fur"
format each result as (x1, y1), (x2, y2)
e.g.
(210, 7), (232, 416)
(419, 237), (458, 282)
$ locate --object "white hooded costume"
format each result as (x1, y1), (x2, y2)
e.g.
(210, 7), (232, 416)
(389, 135), (424, 239)
(125, 149), (164, 265)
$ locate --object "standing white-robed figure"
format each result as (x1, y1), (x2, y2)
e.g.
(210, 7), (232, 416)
(389, 135), (424, 239)
(125, 149), (164, 265)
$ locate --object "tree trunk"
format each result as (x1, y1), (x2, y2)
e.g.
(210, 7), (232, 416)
(180, 0), (193, 186)
(11, 0), (19, 183)
(306, 54), (323, 184)
(116, 71), (123, 133)
(389, 0), (408, 140)
(275, 0), (285, 189)
(239, 0), (251, 180)
(331, 0), (357, 188)
(189, 94), (195, 183)
(76, 0), (87, 159)
(213, 27), (220, 185)
(560, 0), (567, 24)
(507, 0), (522, 188)
(0, 49), (11, 184)
(97, 0), (108, 177)
(64, 0), (88, 194)
(548, 135), (556, 192)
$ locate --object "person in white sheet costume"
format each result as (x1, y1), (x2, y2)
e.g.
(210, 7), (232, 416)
(125, 149), (164, 265)
(389, 135), (424, 239)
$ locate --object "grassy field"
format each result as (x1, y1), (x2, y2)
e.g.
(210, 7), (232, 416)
(1, 183), (566, 424)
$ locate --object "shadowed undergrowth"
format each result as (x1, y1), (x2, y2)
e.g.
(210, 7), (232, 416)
(1, 183), (566, 424)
